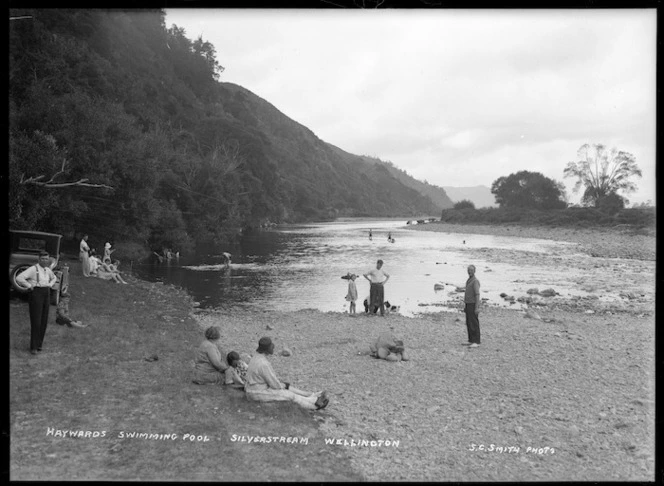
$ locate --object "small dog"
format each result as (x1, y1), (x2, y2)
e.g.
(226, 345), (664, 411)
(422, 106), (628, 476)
(383, 301), (400, 315)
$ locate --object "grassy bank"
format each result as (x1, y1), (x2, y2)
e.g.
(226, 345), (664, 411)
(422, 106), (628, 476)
(9, 258), (361, 482)
(10, 257), (655, 481)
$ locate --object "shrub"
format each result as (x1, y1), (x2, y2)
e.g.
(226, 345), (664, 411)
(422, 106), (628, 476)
(453, 199), (475, 210)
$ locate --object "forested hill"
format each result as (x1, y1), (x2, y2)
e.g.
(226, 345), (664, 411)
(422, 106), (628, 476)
(9, 9), (443, 255)
(360, 156), (454, 210)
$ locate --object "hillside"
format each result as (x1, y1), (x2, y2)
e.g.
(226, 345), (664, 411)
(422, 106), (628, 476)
(442, 185), (496, 208)
(215, 83), (442, 220)
(9, 9), (442, 255)
(360, 156), (454, 211)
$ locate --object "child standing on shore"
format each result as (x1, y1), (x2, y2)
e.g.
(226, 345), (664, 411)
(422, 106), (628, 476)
(344, 273), (358, 314)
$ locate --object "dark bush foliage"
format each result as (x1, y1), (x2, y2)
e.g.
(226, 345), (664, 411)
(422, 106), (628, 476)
(453, 199), (475, 210)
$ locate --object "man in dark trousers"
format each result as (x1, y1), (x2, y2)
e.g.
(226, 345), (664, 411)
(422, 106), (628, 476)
(363, 259), (390, 316)
(463, 264), (481, 348)
(16, 251), (57, 355)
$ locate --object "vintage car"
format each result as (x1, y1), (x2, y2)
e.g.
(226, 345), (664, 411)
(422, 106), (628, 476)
(9, 229), (69, 305)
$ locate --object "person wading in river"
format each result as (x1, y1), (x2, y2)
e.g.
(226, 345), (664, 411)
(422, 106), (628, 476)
(463, 264), (481, 348)
(363, 259), (390, 317)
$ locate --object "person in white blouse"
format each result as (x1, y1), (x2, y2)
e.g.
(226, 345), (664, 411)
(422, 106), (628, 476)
(16, 251), (58, 355)
(79, 235), (91, 277)
(88, 249), (101, 275)
(103, 242), (115, 263)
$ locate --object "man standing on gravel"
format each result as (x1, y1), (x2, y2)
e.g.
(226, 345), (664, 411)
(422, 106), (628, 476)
(363, 259), (390, 316)
(463, 265), (481, 348)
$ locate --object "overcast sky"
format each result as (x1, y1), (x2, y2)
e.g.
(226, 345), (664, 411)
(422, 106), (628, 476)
(165, 9), (656, 205)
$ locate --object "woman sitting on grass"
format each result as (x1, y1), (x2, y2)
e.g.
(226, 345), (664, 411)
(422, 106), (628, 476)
(245, 337), (329, 410)
(192, 326), (240, 386)
(88, 249), (101, 275)
(96, 259), (128, 284)
(370, 330), (409, 362)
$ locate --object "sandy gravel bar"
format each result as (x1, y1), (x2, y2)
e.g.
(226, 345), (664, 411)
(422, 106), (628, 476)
(193, 306), (655, 481)
(408, 222), (655, 261)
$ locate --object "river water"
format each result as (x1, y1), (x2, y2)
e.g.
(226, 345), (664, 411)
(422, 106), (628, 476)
(130, 219), (653, 317)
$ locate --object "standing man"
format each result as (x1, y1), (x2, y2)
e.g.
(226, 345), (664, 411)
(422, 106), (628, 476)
(16, 251), (58, 355)
(363, 259), (390, 316)
(463, 264), (481, 348)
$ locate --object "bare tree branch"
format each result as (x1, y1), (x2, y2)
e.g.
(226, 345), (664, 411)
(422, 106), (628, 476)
(19, 178), (115, 190)
(18, 158), (114, 190)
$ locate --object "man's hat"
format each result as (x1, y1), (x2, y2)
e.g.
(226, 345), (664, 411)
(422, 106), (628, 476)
(256, 336), (273, 354)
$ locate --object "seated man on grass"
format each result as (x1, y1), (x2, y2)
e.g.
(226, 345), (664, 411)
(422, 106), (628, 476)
(245, 337), (329, 410)
(55, 291), (88, 328)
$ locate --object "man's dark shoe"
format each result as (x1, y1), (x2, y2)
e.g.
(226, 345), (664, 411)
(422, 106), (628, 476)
(30, 350), (38, 355)
(315, 392), (330, 410)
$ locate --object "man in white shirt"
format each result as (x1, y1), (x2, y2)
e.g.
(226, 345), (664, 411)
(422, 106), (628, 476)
(16, 251), (58, 355)
(363, 259), (390, 316)
(245, 337), (329, 410)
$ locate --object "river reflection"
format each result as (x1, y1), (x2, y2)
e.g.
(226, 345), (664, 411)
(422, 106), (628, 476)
(130, 219), (640, 317)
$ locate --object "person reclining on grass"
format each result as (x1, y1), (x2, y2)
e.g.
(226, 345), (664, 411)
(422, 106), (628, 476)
(369, 330), (409, 362)
(192, 326), (240, 386)
(245, 337), (329, 410)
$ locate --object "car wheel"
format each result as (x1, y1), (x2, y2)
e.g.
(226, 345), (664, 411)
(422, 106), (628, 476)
(10, 264), (31, 293)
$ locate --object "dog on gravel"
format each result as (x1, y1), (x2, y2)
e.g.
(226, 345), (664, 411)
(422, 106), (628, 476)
(383, 301), (400, 315)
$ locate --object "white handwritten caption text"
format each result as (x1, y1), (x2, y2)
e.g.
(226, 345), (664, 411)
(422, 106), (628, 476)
(468, 444), (555, 455)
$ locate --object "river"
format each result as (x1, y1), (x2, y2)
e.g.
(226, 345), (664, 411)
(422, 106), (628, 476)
(130, 219), (653, 317)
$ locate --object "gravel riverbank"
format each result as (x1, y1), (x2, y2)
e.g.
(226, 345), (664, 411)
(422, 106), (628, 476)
(408, 222), (656, 261)
(185, 221), (655, 481)
(193, 305), (655, 482)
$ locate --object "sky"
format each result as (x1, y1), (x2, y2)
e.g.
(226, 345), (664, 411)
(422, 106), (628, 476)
(165, 9), (656, 205)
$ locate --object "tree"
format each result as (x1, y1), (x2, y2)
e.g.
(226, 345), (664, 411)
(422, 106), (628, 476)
(597, 192), (626, 215)
(192, 35), (225, 80)
(453, 199), (475, 210)
(564, 143), (642, 208)
(491, 171), (567, 210)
